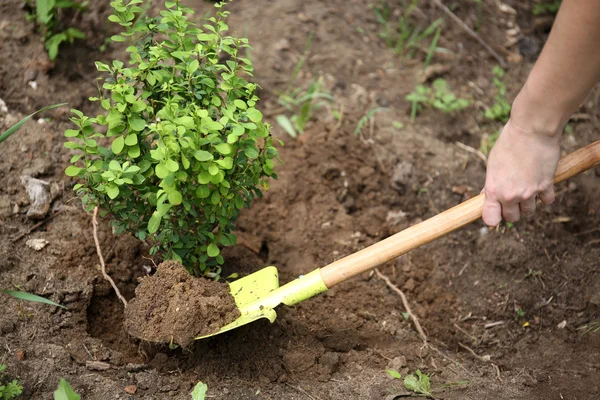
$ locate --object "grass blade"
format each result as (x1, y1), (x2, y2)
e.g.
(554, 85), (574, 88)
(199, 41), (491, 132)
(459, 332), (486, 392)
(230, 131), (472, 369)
(275, 114), (297, 138)
(2, 290), (67, 309)
(0, 103), (67, 144)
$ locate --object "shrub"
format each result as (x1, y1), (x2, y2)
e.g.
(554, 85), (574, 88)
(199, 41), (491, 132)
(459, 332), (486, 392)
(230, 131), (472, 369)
(64, 0), (279, 276)
(26, 0), (86, 60)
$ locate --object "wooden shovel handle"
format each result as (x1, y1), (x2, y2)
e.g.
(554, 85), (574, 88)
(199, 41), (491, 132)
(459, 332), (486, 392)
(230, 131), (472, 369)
(320, 140), (600, 288)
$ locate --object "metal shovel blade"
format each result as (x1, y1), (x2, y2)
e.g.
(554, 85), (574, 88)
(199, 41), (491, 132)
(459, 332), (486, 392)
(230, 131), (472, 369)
(195, 267), (328, 339)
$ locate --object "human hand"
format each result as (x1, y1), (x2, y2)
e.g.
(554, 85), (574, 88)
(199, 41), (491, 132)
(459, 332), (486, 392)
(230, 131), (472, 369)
(482, 118), (561, 227)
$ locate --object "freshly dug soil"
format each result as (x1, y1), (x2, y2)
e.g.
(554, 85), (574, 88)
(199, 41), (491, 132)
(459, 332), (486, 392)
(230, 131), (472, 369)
(124, 261), (240, 347)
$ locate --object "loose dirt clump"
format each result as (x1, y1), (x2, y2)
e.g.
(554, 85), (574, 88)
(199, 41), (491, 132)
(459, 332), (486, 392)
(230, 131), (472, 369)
(124, 261), (240, 347)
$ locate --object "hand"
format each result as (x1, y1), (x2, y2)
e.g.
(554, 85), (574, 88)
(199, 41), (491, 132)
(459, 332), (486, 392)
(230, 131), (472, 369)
(482, 118), (561, 227)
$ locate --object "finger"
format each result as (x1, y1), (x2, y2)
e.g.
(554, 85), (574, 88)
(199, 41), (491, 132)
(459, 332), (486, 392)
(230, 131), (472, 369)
(519, 196), (536, 216)
(539, 185), (555, 205)
(501, 201), (520, 223)
(482, 190), (502, 227)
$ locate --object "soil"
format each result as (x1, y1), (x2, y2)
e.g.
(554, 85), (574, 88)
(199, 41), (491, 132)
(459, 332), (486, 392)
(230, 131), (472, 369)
(124, 261), (240, 347)
(1, 0), (599, 399)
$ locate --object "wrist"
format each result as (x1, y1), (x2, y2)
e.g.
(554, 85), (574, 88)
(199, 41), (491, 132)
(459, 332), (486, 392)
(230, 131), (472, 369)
(510, 81), (570, 140)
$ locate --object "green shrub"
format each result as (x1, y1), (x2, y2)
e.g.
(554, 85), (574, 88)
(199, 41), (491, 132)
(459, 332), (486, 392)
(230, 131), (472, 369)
(64, 0), (279, 276)
(0, 364), (23, 400)
(26, 0), (86, 60)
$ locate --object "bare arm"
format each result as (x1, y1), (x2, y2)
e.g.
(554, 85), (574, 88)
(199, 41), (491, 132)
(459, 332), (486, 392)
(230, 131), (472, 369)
(482, 0), (600, 226)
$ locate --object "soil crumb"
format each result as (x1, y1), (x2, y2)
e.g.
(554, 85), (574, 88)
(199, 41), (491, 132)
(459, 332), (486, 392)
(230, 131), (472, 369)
(124, 261), (240, 347)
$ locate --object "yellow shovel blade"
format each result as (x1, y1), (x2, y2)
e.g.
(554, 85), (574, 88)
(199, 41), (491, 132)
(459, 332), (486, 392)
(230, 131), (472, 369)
(196, 267), (328, 339)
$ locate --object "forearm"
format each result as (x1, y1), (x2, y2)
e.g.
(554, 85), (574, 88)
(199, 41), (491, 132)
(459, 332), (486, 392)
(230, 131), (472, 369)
(511, 0), (600, 138)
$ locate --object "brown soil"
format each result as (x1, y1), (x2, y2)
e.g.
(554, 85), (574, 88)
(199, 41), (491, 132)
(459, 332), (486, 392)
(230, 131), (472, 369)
(124, 262), (240, 347)
(0, 0), (599, 399)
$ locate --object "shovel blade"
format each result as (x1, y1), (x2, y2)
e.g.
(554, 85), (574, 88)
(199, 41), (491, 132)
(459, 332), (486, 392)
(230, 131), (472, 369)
(196, 267), (328, 339)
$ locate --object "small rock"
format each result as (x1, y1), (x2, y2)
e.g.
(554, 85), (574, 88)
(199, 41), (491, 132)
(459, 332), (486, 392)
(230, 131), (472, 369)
(0, 98), (7, 113)
(124, 385), (137, 395)
(23, 68), (38, 83)
(386, 210), (407, 226)
(390, 161), (414, 195)
(557, 320), (567, 329)
(20, 175), (52, 220)
(28, 81), (38, 90)
(15, 349), (25, 361)
(403, 278), (416, 292)
(274, 38), (290, 52)
(387, 355), (407, 371)
(86, 360), (111, 371)
(26, 238), (49, 251)
(358, 166), (375, 178)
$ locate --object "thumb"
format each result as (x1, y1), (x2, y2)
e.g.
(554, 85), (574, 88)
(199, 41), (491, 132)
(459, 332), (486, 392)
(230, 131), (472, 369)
(482, 188), (502, 227)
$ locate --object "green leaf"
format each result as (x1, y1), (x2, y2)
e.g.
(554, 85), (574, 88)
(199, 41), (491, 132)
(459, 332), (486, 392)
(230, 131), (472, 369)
(64, 166), (82, 177)
(166, 159), (179, 172)
(244, 146), (259, 159)
(111, 136), (125, 154)
(131, 100), (146, 112)
(168, 190), (183, 205)
(64, 129), (80, 138)
(191, 382), (208, 400)
(386, 369), (401, 379)
(0, 103), (66, 144)
(196, 185), (210, 199)
(111, 35), (126, 42)
(128, 144), (141, 158)
(106, 184), (119, 199)
(210, 190), (220, 204)
(156, 163), (169, 179)
(128, 117), (146, 131)
(125, 134), (138, 146)
(214, 143), (232, 155)
(2, 290), (66, 309)
(148, 212), (161, 234)
(54, 378), (80, 400)
(215, 157), (233, 169)
(403, 370), (432, 396)
(194, 150), (213, 162)
(246, 108), (263, 123)
(275, 115), (296, 138)
(208, 163), (219, 176)
(233, 99), (247, 110)
(207, 243), (220, 257)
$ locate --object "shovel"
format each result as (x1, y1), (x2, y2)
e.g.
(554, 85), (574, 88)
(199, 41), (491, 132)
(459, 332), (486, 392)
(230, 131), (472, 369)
(197, 140), (600, 340)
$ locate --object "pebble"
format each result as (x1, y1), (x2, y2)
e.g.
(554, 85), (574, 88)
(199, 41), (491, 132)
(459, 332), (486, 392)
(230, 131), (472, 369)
(26, 238), (49, 251)
(124, 385), (137, 395)
(15, 349), (25, 361)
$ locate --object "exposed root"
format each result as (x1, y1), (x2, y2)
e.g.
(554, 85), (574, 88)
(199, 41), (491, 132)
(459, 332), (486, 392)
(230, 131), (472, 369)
(93, 207), (128, 308)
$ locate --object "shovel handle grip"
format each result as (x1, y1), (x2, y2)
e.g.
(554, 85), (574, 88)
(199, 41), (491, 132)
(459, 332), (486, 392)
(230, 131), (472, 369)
(320, 140), (600, 288)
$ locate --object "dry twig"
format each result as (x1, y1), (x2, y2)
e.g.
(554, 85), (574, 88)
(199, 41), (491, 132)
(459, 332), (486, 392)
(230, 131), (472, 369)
(375, 268), (427, 342)
(455, 141), (487, 164)
(12, 210), (63, 242)
(93, 207), (128, 307)
(432, 0), (507, 68)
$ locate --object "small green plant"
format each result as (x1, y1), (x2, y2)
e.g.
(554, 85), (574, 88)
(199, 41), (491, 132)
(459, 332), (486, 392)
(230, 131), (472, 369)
(473, 0), (483, 31)
(191, 382), (208, 400)
(276, 77), (334, 138)
(354, 107), (388, 135)
(533, 0), (561, 15)
(386, 369), (468, 398)
(0, 364), (23, 400)
(484, 66), (511, 123)
(54, 378), (80, 400)
(406, 79), (470, 120)
(373, 0), (444, 61)
(64, 1), (279, 276)
(26, 0), (86, 60)
(0, 103), (66, 145)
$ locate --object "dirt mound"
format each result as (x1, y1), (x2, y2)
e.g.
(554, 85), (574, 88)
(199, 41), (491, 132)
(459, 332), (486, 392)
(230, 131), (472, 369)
(124, 261), (239, 347)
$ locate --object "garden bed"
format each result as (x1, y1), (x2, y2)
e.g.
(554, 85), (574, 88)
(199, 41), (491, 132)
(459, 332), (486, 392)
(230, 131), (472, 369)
(0, 0), (599, 399)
